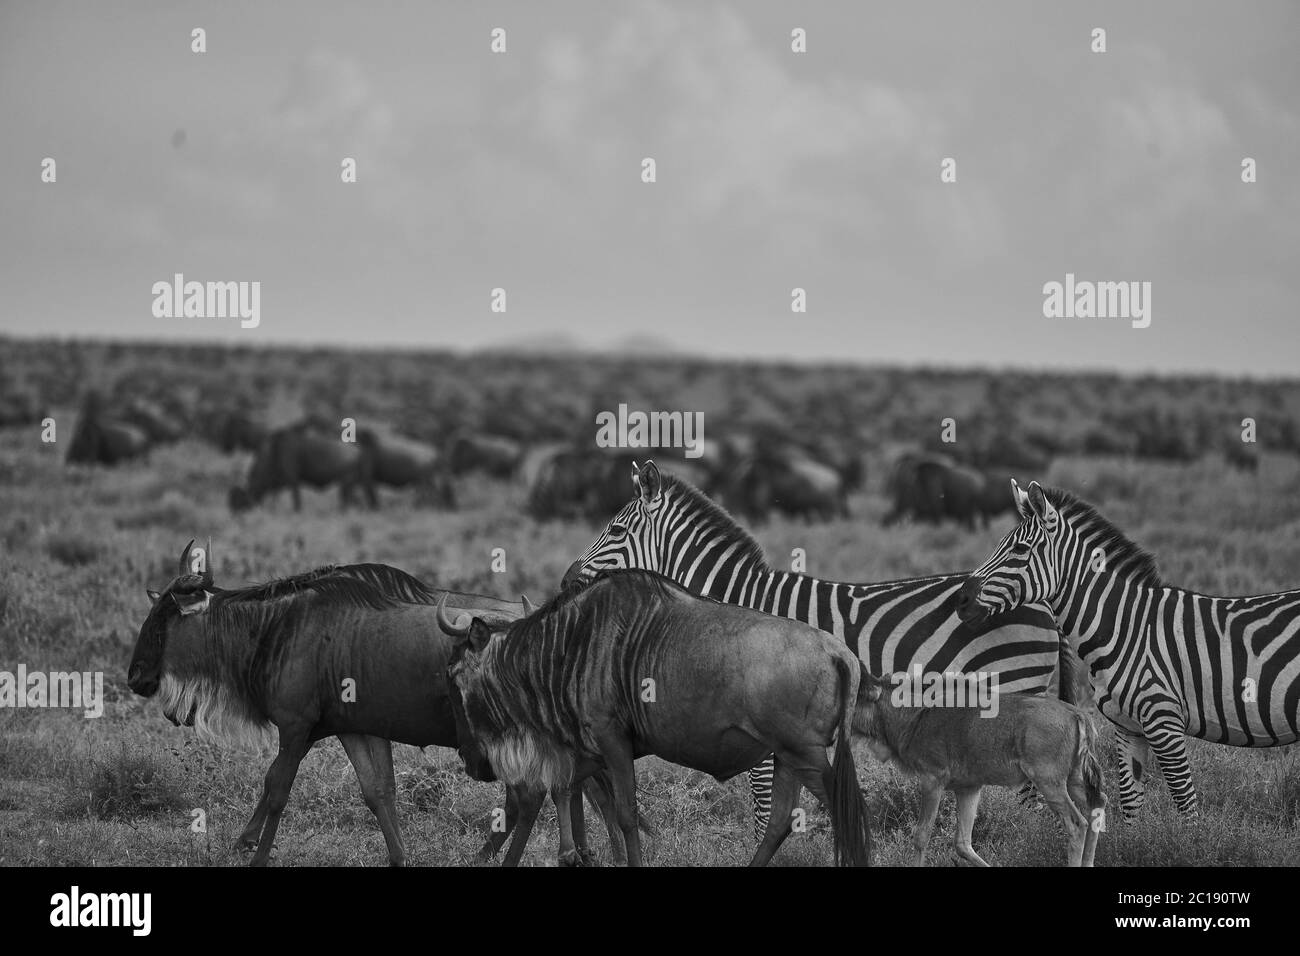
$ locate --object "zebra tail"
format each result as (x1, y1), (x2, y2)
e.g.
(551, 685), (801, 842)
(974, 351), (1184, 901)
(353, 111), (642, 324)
(830, 655), (872, 867)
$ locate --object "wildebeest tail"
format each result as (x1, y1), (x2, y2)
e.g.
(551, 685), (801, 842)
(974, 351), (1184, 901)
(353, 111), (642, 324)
(1076, 711), (1106, 812)
(829, 655), (871, 867)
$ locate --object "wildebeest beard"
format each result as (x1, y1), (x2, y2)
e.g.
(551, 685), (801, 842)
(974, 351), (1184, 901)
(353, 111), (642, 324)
(458, 573), (671, 785)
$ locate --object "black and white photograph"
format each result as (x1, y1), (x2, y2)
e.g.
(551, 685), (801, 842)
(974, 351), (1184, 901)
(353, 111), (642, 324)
(0, 0), (1294, 929)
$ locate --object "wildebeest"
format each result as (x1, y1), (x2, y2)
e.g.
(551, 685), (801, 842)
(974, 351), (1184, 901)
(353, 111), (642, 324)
(883, 452), (1015, 529)
(856, 671), (1105, 866)
(0, 388), (46, 428)
(525, 445), (629, 521)
(714, 438), (849, 522)
(126, 541), (621, 866)
(120, 396), (187, 444)
(207, 406), (268, 454)
(358, 428), (455, 508)
(446, 430), (523, 480)
(437, 570), (873, 867)
(228, 420), (374, 512)
(66, 391), (151, 466)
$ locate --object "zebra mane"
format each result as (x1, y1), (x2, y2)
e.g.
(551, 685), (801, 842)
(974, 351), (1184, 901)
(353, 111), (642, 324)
(662, 472), (770, 571)
(1045, 486), (1163, 586)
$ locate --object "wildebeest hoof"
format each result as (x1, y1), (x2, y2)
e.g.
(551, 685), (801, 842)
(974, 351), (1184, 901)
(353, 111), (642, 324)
(577, 847), (598, 866)
(558, 849), (586, 867)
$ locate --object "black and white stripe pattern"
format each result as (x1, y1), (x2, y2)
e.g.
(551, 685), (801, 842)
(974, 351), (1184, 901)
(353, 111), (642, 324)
(963, 480), (1300, 819)
(571, 464), (1062, 837)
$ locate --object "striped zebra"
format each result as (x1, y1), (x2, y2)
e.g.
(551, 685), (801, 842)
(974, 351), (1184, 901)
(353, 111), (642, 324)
(957, 479), (1300, 819)
(563, 460), (1068, 837)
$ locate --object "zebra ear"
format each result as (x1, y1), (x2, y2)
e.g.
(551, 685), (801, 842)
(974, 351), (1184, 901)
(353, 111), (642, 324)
(1026, 481), (1059, 531)
(1011, 478), (1031, 519)
(638, 460), (663, 502)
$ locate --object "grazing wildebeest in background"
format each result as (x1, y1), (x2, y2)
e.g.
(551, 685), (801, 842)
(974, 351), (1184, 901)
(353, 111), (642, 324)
(723, 446), (848, 522)
(883, 452), (1014, 529)
(120, 396), (187, 444)
(126, 541), (620, 866)
(228, 420), (374, 512)
(357, 428), (456, 508)
(855, 671), (1105, 866)
(0, 387), (46, 428)
(66, 391), (151, 466)
(446, 430), (523, 480)
(525, 445), (629, 520)
(207, 405), (268, 453)
(437, 570), (873, 867)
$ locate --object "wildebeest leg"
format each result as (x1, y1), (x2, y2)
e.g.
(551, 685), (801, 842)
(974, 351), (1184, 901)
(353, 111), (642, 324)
(1068, 773), (1102, 869)
(595, 729), (642, 866)
(291, 482), (303, 512)
(477, 784), (521, 861)
(249, 734), (310, 867)
(552, 785), (584, 867)
(236, 791), (269, 851)
(952, 786), (990, 867)
(583, 773), (629, 865)
(911, 782), (942, 866)
(1031, 775), (1087, 867)
(748, 759), (798, 867)
(338, 734), (406, 866)
(500, 784), (546, 867)
(567, 785), (593, 864)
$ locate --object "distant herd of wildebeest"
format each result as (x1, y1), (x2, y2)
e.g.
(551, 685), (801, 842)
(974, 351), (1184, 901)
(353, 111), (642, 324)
(17, 381), (1296, 866)
(43, 383), (1267, 528)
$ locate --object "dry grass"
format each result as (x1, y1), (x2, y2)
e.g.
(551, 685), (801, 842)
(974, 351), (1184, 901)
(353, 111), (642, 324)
(2, 432), (1299, 867)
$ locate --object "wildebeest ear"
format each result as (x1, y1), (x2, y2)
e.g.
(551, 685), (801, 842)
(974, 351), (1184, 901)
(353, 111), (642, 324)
(468, 619), (492, 654)
(638, 460), (663, 502)
(174, 590), (212, 616)
(146, 588), (162, 603)
(1026, 481), (1059, 531)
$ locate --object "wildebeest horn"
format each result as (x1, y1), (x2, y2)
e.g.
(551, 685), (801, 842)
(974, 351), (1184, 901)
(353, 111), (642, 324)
(521, 594), (537, 615)
(201, 537), (214, 587)
(436, 593), (471, 637)
(178, 539), (196, 576)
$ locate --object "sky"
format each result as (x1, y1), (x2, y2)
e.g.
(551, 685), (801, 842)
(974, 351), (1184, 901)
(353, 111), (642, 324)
(1, 0), (1297, 375)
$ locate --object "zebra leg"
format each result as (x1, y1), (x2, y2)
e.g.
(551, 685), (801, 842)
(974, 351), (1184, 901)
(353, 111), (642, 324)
(1115, 728), (1151, 820)
(1141, 712), (1200, 818)
(748, 755), (775, 841)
